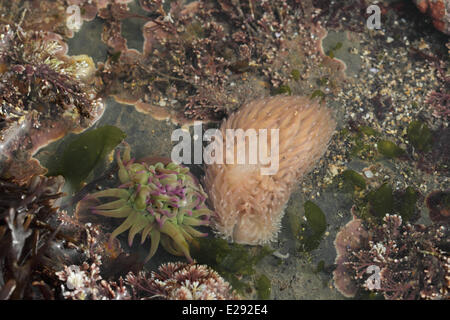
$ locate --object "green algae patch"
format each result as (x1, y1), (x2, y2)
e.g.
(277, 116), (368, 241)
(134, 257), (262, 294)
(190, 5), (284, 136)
(395, 186), (419, 221)
(407, 120), (433, 152)
(355, 184), (419, 223)
(291, 69), (301, 81)
(275, 85), (292, 95)
(191, 238), (273, 294)
(299, 201), (327, 252)
(377, 140), (405, 158)
(310, 89), (325, 100)
(341, 169), (366, 190)
(357, 125), (379, 137)
(367, 183), (394, 219)
(346, 125), (379, 160)
(255, 274), (271, 300)
(46, 125), (126, 190)
(305, 201), (327, 235)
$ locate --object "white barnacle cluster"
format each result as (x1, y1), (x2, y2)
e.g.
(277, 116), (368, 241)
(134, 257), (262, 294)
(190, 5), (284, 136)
(56, 264), (93, 300)
(168, 269), (233, 300)
(371, 242), (387, 263)
(126, 262), (240, 300)
(56, 260), (130, 300)
(160, 263), (239, 300)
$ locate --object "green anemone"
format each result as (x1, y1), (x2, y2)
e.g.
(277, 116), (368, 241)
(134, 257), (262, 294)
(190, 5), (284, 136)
(89, 143), (212, 262)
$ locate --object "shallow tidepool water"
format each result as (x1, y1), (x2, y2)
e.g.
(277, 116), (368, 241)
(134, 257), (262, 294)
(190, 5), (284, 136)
(5, 0), (448, 300)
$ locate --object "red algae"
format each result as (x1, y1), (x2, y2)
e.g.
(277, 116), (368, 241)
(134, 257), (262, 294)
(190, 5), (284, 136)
(0, 25), (104, 182)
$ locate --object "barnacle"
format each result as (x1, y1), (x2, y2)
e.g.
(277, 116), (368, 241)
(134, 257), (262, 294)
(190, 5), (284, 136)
(88, 143), (212, 262)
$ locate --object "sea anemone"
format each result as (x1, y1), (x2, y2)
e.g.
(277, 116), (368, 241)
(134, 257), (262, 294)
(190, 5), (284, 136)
(125, 262), (240, 300)
(87, 143), (212, 262)
(204, 95), (336, 245)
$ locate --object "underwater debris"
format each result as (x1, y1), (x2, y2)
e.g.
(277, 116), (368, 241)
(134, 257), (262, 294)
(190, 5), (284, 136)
(205, 95), (335, 245)
(79, 143), (212, 262)
(125, 262), (240, 300)
(333, 214), (449, 300)
(0, 24), (104, 182)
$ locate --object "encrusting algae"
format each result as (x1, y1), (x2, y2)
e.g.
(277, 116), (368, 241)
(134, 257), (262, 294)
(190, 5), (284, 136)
(205, 95), (336, 245)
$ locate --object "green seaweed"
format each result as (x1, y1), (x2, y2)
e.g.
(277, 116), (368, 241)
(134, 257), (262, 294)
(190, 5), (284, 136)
(310, 89), (325, 100)
(299, 201), (327, 252)
(350, 140), (376, 159)
(46, 125), (126, 190)
(407, 120), (433, 152)
(341, 170), (366, 191)
(191, 238), (273, 294)
(395, 186), (419, 221)
(367, 183), (394, 219)
(347, 126), (380, 160)
(291, 69), (301, 81)
(355, 184), (420, 223)
(304, 201), (327, 235)
(276, 85), (292, 95)
(377, 140), (405, 158)
(255, 275), (271, 300)
(357, 125), (379, 137)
